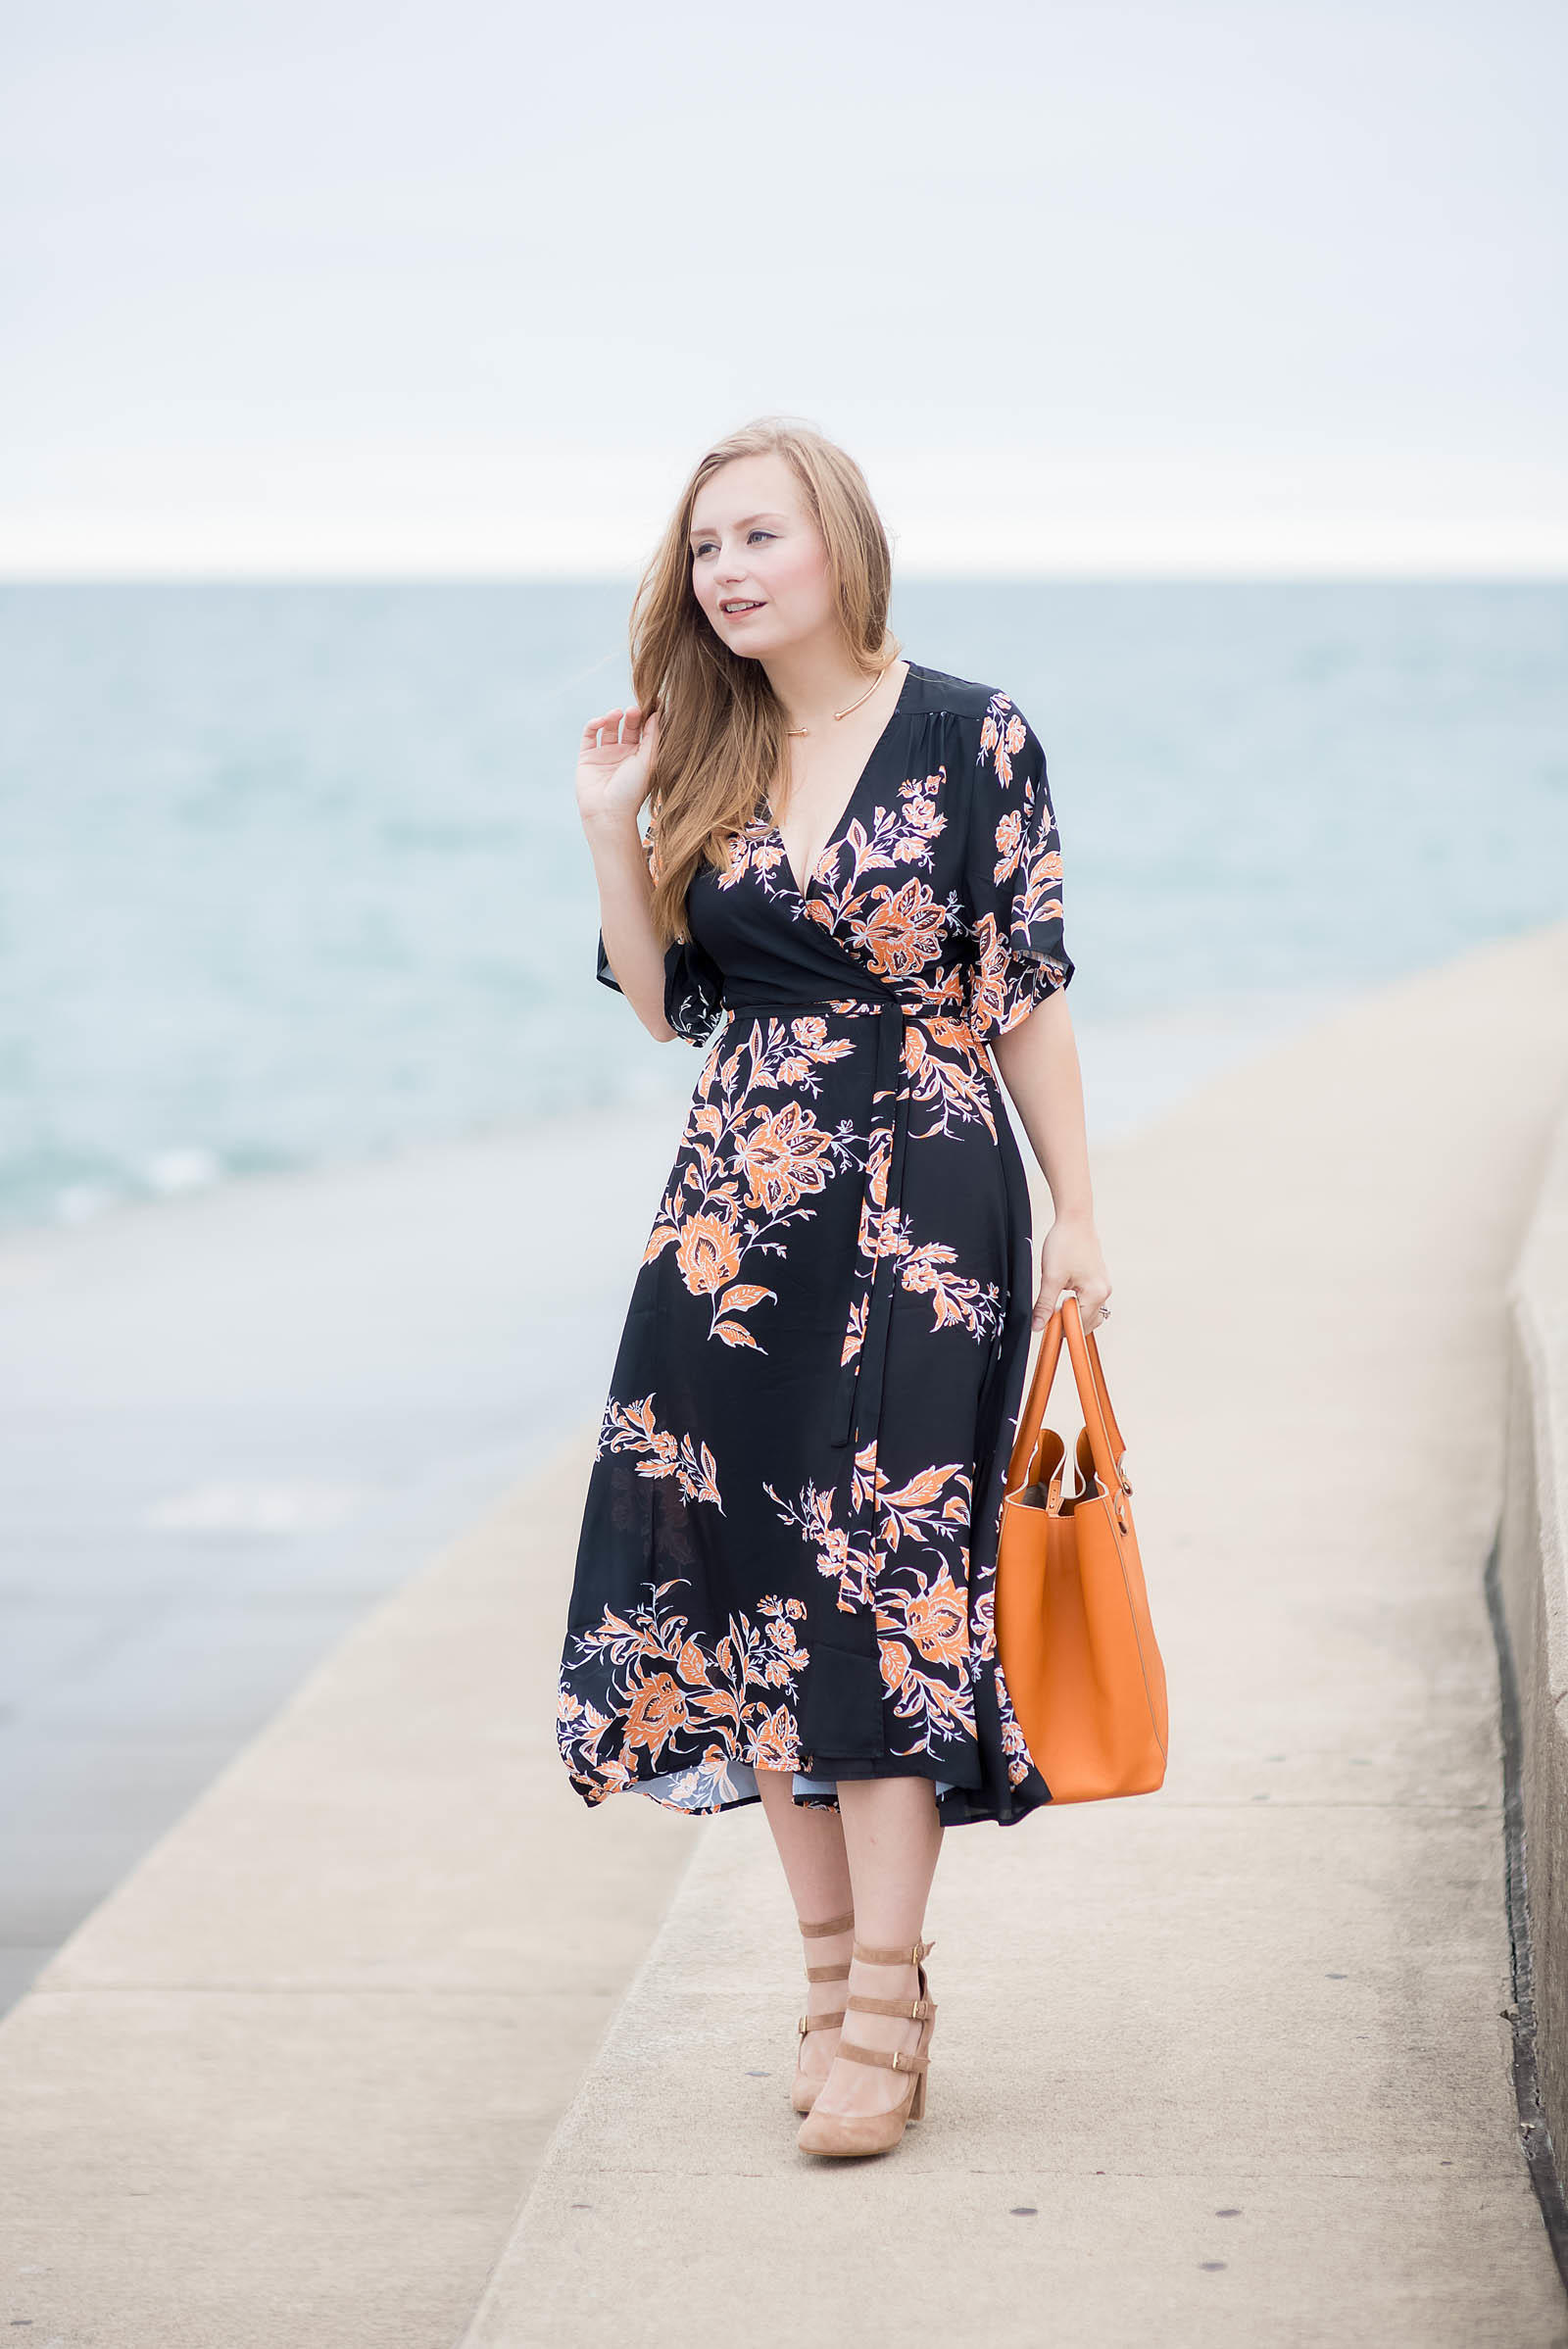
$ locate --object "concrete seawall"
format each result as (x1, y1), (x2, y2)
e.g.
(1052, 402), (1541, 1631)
(1500, 1095), (1568, 2181)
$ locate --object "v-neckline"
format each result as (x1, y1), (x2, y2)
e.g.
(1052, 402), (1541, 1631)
(765, 660), (918, 900)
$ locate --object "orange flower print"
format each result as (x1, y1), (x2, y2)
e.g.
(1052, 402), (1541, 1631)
(904, 1017), (998, 1141)
(775, 1013), (854, 1085)
(641, 1007), (868, 1351)
(751, 1702), (800, 1771)
(557, 1581), (812, 1811)
(856, 877), (947, 980)
(622, 1671), (688, 1760)
(764, 1473), (878, 1615)
(735, 1101), (836, 1215)
(898, 1242), (1004, 1341)
(596, 1395), (724, 1511)
(675, 1211), (742, 1296)
(969, 905), (1068, 1042)
(716, 815), (789, 894)
(968, 911), (1016, 1040)
(1018, 851), (1065, 934)
(898, 1563), (969, 1667)
(980, 696), (1028, 787)
(895, 787), (942, 855)
(879, 1637), (909, 1689)
(813, 771), (948, 915)
(993, 807), (1023, 884)
(876, 1460), (972, 1545)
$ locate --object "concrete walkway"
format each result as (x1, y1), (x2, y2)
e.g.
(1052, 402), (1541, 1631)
(0, 1440), (697, 2346)
(3, 925), (1567, 2345)
(465, 925), (1568, 2349)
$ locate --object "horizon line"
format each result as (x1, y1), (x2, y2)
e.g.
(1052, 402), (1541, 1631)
(2, 565), (1565, 588)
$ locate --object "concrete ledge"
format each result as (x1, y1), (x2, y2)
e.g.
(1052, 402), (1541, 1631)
(1500, 1090), (1568, 2164)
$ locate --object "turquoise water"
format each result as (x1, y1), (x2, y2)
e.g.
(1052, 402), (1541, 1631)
(1, 581), (1564, 1233)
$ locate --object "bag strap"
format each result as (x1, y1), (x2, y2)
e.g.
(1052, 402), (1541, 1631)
(1060, 1293), (1130, 1498)
(1004, 1303), (1066, 1492)
(1005, 1292), (1131, 1499)
(1081, 1314), (1127, 1479)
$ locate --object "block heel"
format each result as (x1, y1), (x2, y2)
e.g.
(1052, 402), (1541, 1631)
(796, 1934), (936, 2158)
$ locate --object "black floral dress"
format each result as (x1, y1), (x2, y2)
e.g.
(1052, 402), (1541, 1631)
(557, 660), (1074, 1828)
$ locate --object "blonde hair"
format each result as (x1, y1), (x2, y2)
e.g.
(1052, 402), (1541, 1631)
(630, 416), (901, 946)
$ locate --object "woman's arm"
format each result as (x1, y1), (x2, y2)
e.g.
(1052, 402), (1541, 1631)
(577, 703), (677, 1043)
(991, 990), (1112, 1331)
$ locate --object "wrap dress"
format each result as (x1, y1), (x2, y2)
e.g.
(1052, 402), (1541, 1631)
(557, 660), (1074, 1828)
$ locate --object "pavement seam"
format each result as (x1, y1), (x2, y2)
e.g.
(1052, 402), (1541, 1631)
(454, 1820), (709, 2348)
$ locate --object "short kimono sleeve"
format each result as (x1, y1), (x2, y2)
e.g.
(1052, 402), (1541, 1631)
(594, 805), (724, 1047)
(964, 696), (1074, 1043)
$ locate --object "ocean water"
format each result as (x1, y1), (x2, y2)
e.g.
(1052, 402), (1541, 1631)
(1, 580), (1564, 1235)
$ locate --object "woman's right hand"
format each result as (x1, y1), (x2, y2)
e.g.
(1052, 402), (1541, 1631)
(576, 703), (661, 831)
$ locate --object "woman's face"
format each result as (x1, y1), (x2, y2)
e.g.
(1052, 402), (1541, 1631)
(687, 452), (836, 658)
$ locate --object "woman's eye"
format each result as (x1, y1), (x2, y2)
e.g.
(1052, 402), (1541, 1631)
(692, 530), (774, 559)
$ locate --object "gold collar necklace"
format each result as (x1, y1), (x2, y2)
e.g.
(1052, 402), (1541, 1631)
(785, 659), (898, 738)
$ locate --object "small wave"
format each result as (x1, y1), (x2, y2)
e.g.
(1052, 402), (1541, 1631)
(53, 1181), (122, 1226)
(46, 1148), (226, 1228)
(143, 1481), (368, 1534)
(143, 1147), (223, 1197)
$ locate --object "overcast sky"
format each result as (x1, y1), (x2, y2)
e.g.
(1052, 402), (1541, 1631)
(2, 0), (1563, 575)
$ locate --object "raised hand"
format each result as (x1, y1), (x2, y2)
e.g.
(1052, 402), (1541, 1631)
(576, 702), (662, 832)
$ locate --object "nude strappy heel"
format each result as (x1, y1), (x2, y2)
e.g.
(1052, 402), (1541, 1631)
(792, 1909), (854, 2115)
(795, 1934), (936, 2157)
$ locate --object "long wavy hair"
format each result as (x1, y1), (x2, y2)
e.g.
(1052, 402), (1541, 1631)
(631, 416), (902, 947)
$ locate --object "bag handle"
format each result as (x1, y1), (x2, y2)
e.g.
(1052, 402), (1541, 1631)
(1004, 1291), (1130, 1498)
(1060, 1292), (1130, 1499)
(1005, 1301), (1066, 1492)
(1077, 1309), (1127, 1482)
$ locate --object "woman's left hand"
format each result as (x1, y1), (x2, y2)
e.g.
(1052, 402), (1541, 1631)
(1034, 1211), (1112, 1334)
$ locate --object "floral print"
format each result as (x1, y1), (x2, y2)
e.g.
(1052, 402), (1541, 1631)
(640, 1006), (866, 1350)
(559, 1581), (810, 1808)
(595, 1395), (724, 1511)
(564, 661), (1072, 1825)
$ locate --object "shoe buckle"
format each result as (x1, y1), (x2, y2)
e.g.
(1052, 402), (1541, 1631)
(890, 2049), (907, 2072)
(797, 2014), (809, 2038)
(910, 1997), (930, 2020)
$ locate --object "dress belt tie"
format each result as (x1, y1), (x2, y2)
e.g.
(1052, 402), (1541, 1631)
(719, 981), (943, 1454)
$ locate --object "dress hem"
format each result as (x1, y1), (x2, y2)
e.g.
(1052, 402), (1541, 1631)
(568, 1739), (999, 1821)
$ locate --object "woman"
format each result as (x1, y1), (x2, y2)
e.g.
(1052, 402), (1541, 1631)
(558, 417), (1111, 2160)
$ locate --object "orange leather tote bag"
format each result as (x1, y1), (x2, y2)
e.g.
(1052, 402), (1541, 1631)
(996, 1292), (1168, 1801)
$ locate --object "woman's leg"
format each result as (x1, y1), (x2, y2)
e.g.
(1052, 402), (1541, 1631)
(808, 1774), (944, 2118)
(754, 1767), (856, 2083)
